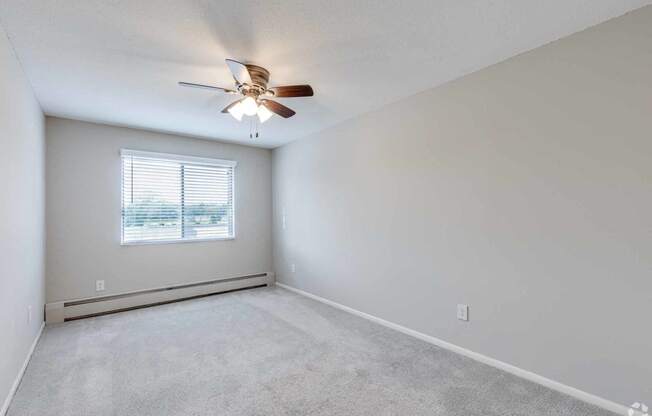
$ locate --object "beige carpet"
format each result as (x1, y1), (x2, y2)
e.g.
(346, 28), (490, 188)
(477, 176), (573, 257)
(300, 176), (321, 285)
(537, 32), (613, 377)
(8, 286), (616, 415)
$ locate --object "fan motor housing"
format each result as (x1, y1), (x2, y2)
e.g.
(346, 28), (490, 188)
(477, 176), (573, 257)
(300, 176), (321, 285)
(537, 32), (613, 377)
(245, 64), (270, 89)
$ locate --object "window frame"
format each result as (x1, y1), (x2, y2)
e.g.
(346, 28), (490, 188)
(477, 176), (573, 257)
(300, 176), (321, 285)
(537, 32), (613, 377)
(120, 149), (237, 246)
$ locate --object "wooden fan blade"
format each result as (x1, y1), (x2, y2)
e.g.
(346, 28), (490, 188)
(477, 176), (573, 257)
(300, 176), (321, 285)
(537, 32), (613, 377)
(261, 99), (296, 118)
(178, 82), (235, 93)
(221, 99), (243, 113)
(269, 85), (314, 97)
(225, 59), (253, 85)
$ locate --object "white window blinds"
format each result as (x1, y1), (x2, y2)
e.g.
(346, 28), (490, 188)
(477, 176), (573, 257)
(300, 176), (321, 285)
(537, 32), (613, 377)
(121, 149), (236, 244)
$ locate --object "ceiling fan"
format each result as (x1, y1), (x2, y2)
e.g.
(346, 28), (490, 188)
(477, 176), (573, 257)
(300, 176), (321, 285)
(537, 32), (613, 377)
(179, 59), (314, 124)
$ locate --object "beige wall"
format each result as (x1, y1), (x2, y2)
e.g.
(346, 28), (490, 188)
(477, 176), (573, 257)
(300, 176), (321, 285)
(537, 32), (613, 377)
(273, 7), (652, 407)
(0, 26), (45, 411)
(46, 118), (272, 302)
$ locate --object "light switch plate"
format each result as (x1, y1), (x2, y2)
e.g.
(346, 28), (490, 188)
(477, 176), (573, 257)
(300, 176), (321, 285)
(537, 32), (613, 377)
(457, 304), (469, 321)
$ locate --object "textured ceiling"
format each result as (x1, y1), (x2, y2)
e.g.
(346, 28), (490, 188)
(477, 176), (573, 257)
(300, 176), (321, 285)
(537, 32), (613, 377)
(0, 1), (649, 148)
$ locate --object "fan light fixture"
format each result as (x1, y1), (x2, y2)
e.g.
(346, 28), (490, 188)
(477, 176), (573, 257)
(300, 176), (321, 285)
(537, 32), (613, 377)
(257, 105), (273, 123)
(226, 97), (274, 123)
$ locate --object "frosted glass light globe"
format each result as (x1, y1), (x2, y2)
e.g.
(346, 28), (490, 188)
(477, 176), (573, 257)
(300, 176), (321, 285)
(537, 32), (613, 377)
(257, 105), (273, 123)
(241, 96), (258, 116)
(227, 102), (244, 121)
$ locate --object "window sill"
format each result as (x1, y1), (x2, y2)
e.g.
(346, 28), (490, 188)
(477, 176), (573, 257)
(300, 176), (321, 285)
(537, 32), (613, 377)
(121, 236), (235, 246)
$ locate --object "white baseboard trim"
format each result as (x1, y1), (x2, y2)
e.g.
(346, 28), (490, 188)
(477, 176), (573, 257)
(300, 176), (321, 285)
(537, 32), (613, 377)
(1, 322), (45, 416)
(276, 282), (629, 416)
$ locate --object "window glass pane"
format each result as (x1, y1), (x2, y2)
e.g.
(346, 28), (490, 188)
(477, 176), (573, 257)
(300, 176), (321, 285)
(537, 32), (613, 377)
(183, 164), (233, 240)
(122, 157), (182, 242)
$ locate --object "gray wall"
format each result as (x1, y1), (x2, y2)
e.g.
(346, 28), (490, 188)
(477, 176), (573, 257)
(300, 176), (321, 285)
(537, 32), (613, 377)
(0, 26), (45, 410)
(273, 7), (652, 407)
(46, 118), (272, 302)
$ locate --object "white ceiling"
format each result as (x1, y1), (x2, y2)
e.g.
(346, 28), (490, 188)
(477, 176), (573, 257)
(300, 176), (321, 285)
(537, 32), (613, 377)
(0, 1), (649, 148)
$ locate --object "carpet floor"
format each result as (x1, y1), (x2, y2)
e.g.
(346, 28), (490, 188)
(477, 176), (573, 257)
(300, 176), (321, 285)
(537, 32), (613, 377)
(9, 286), (615, 416)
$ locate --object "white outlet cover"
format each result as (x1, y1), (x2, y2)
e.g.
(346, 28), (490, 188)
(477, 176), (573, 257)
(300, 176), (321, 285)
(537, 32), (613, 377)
(96, 280), (105, 291)
(290, 264), (296, 273)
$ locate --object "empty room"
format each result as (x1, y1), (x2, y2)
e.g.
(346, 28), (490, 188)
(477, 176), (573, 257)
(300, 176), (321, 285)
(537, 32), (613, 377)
(1, 1), (651, 415)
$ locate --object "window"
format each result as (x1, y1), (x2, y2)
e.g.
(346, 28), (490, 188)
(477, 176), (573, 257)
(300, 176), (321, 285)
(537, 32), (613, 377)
(121, 149), (236, 244)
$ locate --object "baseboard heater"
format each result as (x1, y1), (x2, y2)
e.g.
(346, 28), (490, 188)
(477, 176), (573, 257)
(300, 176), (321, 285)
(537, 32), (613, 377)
(45, 272), (274, 323)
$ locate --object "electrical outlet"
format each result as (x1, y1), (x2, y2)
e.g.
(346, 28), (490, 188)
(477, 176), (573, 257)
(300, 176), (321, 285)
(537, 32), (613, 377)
(457, 304), (469, 321)
(96, 280), (105, 292)
(290, 263), (296, 273)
